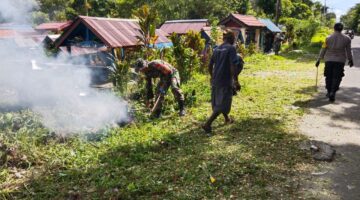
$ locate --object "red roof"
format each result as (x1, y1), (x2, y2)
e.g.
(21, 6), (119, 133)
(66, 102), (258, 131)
(220, 14), (265, 28)
(155, 29), (169, 43)
(0, 24), (46, 46)
(0, 29), (16, 38)
(160, 19), (209, 35)
(56, 16), (171, 48)
(35, 21), (72, 32)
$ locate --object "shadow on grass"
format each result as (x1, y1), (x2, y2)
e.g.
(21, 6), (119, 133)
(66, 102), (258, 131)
(7, 117), (313, 200)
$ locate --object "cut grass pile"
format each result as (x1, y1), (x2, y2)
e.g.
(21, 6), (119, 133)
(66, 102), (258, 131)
(0, 53), (319, 199)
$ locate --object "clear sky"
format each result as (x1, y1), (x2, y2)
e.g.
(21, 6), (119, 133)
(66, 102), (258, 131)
(315, 0), (359, 21)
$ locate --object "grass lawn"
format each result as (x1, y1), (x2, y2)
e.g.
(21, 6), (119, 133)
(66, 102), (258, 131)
(0, 52), (320, 199)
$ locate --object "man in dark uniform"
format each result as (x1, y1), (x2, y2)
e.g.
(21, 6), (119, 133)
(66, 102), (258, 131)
(202, 30), (238, 134)
(316, 23), (354, 102)
(273, 33), (284, 55)
(134, 59), (185, 118)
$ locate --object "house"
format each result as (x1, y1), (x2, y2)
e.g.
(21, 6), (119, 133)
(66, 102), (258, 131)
(35, 21), (72, 34)
(258, 18), (282, 52)
(160, 19), (210, 35)
(0, 23), (46, 48)
(219, 14), (265, 48)
(55, 16), (172, 58)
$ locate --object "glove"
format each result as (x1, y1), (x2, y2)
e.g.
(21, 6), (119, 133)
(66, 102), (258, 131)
(348, 60), (354, 67)
(159, 87), (166, 95)
(315, 60), (320, 68)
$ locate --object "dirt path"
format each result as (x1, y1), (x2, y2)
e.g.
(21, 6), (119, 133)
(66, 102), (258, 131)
(299, 36), (360, 199)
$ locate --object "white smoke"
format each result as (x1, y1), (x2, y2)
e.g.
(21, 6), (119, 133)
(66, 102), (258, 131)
(0, 0), (38, 23)
(0, 0), (129, 134)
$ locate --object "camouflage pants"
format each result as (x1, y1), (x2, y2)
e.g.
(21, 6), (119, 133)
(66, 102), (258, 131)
(154, 69), (184, 112)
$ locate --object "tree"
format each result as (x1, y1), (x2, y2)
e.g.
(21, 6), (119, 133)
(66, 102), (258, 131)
(341, 3), (360, 33)
(132, 4), (159, 58)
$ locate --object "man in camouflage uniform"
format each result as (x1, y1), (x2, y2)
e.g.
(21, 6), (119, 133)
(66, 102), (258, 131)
(135, 59), (185, 118)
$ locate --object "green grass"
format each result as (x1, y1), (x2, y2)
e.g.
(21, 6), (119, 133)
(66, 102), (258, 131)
(0, 53), (319, 199)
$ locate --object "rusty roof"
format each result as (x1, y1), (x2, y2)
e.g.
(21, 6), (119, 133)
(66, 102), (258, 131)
(56, 16), (170, 49)
(220, 14), (265, 28)
(0, 23), (46, 47)
(160, 19), (209, 35)
(35, 21), (72, 32)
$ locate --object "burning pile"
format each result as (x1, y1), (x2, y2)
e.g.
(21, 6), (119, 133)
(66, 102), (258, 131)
(0, 0), (129, 135)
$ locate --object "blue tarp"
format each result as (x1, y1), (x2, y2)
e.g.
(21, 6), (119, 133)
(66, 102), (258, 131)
(149, 42), (173, 49)
(259, 19), (282, 33)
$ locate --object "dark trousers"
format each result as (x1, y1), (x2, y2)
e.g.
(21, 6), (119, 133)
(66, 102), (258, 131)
(324, 61), (345, 94)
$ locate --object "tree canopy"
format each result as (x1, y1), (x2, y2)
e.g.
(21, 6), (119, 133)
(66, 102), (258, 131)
(34, 0), (323, 23)
(341, 3), (360, 33)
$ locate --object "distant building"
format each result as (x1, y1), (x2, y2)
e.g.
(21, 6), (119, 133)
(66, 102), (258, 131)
(55, 16), (171, 58)
(258, 18), (282, 53)
(0, 23), (45, 48)
(160, 19), (210, 35)
(219, 14), (265, 48)
(35, 21), (72, 34)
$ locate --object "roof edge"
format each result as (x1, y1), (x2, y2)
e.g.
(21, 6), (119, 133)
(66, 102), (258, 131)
(164, 19), (209, 24)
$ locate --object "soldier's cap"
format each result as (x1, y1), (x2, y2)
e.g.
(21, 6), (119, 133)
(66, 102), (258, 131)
(133, 58), (147, 71)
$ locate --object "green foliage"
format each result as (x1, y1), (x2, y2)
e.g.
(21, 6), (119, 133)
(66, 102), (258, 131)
(210, 20), (221, 45)
(310, 27), (332, 47)
(107, 55), (131, 96)
(183, 31), (205, 55)
(247, 42), (257, 55)
(237, 43), (247, 57)
(296, 19), (321, 46)
(281, 17), (321, 47)
(170, 32), (202, 83)
(341, 3), (360, 33)
(31, 11), (50, 25)
(0, 54), (319, 199)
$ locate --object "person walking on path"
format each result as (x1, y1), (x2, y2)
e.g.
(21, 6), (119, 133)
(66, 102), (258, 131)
(134, 59), (186, 118)
(202, 30), (238, 134)
(316, 22), (354, 102)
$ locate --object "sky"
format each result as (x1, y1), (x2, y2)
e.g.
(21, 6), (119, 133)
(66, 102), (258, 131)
(315, 0), (359, 21)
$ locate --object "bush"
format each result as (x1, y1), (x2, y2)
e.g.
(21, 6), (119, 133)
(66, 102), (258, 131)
(310, 27), (332, 47)
(170, 33), (202, 83)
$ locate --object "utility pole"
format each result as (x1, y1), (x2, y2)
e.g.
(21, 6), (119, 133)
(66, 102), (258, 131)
(275, 0), (281, 25)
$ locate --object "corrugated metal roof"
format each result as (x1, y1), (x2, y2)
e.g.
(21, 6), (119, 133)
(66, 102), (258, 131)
(0, 23), (46, 47)
(258, 19), (281, 33)
(232, 14), (265, 27)
(221, 14), (265, 28)
(35, 21), (72, 32)
(155, 29), (169, 43)
(56, 16), (171, 48)
(160, 19), (209, 35)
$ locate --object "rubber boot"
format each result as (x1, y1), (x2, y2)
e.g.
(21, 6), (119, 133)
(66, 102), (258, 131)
(178, 100), (186, 116)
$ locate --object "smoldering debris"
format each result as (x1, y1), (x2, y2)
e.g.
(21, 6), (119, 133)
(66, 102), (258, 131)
(0, 0), (129, 135)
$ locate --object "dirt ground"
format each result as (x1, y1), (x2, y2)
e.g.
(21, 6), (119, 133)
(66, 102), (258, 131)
(299, 36), (360, 200)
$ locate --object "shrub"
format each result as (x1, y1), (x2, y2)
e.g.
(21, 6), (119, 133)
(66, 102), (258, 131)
(108, 59), (131, 96)
(310, 27), (332, 47)
(170, 33), (201, 83)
